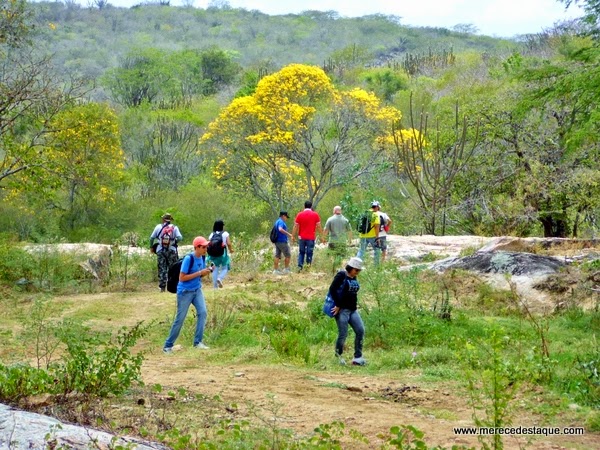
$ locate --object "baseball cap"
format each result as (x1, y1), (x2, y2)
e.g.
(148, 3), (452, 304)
(193, 236), (209, 247)
(370, 201), (380, 208)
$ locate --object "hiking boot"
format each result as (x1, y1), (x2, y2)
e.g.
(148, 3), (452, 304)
(352, 357), (366, 366)
(217, 279), (224, 288)
(193, 342), (210, 350)
(273, 269), (282, 275)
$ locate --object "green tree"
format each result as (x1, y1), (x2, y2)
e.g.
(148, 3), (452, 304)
(514, 47), (600, 236)
(392, 98), (479, 235)
(102, 48), (170, 108)
(560, 0), (600, 35)
(120, 107), (207, 197)
(199, 47), (241, 94)
(361, 68), (409, 102)
(102, 47), (240, 108)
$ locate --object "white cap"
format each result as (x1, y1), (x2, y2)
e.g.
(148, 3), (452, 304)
(347, 257), (364, 270)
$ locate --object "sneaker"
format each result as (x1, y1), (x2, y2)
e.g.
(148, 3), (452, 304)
(193, 342), (210, 350)
(217, 279), (223, 288)
(159, 287), (166, 293)
(336, 353), (346, 366)
(273, 269), (282, 275)
(352, 357), (366, 366)
(163, 347), (173, 354)
(282, 268), (291, 274)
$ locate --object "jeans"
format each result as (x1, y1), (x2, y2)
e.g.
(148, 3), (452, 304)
(334, 308), (365, 358)
(164, 288), (207, 349)
(298, 239), (315, 268)
(357, 237), (380, 265)
(212, 264), (229, 288)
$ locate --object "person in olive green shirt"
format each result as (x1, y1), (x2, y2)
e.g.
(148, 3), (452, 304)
(323, 206), (352, 272)
(356, 202), (381, 265)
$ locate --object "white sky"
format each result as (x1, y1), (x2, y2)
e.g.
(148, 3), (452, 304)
(73, 0), (582, 37)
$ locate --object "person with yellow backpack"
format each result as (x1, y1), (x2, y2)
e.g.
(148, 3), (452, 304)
(356, 202), (381, 266)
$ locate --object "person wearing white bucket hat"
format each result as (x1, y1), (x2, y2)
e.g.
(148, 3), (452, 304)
(327, 257), (367, 366)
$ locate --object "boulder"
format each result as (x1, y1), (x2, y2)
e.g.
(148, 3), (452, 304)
(0, 403), (168, 450)
(431, 251), (565, 276)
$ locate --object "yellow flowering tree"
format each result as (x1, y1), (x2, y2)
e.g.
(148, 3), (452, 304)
(201, 64), (402, 214)
(43, 103), (125, 229)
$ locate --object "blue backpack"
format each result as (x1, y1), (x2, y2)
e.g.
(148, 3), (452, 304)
(323, 273), (349, 318)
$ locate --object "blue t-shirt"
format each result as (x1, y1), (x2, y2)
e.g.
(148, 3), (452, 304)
(177, 253), (206, 294)
(275, 218), (288, 243)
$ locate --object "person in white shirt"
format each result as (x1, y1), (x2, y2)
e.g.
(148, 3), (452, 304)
(207, 219), (234, 288)
(372, 201), (392, 263)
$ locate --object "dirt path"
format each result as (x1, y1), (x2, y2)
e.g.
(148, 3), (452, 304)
(44, 236), (600, 449)
(140, 351), (598, 449)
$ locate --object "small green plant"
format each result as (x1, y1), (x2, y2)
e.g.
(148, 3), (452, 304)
(0, 321), (150, 403)
(458, 246), (479, 258)
(382, 424), (473, 449)
(567, 337), (600, 407)
(460, 331), (521, 450)
(22, 296), (63, 369)
(55, 321), (149, 397)
(0, 362), (55, 402)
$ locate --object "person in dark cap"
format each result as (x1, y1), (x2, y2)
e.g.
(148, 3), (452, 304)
(273, 211), (293, 275)
(150, 213), (183, 292)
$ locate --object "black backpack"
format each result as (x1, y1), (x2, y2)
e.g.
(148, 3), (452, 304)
(356, 211), (372, 234)
(167, 254), (195, 294)
(207, 232), (225, 257)
(269, 224), (279, 243)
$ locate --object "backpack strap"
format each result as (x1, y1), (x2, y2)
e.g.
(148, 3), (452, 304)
(182, 254), (195, 275)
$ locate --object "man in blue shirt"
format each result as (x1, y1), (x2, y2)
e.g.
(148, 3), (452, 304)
(163, 236), (213, 353)
(273, 211), (293, 275)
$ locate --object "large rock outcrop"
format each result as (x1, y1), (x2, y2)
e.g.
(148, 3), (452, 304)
(0, 403), (168, 450)
(430, 251), (565, 276)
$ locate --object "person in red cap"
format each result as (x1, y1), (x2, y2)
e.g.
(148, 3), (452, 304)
(163, 236), (213, 353)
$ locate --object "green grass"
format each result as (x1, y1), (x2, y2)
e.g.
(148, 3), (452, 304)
(0, 245), (598, 448)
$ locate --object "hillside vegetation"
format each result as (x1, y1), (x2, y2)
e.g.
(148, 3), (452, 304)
(1, 0), (599, 244)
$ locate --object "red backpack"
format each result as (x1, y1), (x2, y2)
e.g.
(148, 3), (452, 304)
(160, 224), (175, 247)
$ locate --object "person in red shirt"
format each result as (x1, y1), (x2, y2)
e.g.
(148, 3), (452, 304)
(292, 200), (323, 270)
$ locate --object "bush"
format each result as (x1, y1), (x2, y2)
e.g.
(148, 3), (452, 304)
(0, 321), (148, 403)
